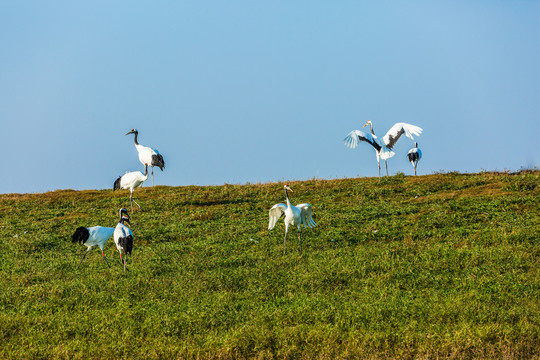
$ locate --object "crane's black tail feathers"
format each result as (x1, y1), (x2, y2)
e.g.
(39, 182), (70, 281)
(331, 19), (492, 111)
(118, 235), (133, 255)
(407, 152), (420, 162)
(152, 154), (165, 171)
(113, 176), (121, 190)
(72, 227), (90, 244)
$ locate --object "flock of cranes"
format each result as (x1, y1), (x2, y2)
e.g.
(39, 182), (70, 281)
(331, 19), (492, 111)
(344, 120), (423, 177)
(72, 120), (423, 270)
(113, 129), (165, 213)
(72, 208), (133, 271)
(73, 129), (161, 271)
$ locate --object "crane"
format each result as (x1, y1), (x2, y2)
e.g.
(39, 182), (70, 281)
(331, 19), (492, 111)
(71, 226), (114, 267)
(126, 128), (165, 186)
(268, 184), (316, 254)
(113, 164), (148, 213)
(344, 120), (423, 177)
(114, 208), (133, 272)
(407, 142), (422, 176)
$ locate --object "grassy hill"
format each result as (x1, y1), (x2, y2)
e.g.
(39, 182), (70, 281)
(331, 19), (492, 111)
(0, 171), (538, 359)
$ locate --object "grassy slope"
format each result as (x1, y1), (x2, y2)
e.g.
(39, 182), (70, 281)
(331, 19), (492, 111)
(0, 171), (538, 359)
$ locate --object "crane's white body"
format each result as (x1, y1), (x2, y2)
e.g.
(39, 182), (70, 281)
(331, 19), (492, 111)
(407, 142), (422, 176)
(72, 226), (115, 267)
(126, 129), (165, 186)
(268, 185), (316, 253)
(114, 165), (148, 213)
(114, 209), (134, 272)
(118, 169), (148, 191)
(114, 224), (132, 253)
(344, 121), (423, 177)
(135, 144), (161, 169)
(84, 226), (115, 249)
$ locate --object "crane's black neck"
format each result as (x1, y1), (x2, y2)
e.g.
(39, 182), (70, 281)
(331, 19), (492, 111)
(133, 131), (139, 145)
(118, 210), (128, 225)
(285, 187), (291, 204)
(369, 123), (375, 135)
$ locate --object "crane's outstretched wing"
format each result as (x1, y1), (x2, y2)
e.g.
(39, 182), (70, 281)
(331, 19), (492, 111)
(295, 203), (317, 228)
(268, 203), (287, 230)
(343, 130), (382, 152)
(383, 123), (423, 149)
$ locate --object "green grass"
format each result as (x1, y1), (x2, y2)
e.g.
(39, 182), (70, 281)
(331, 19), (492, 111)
(0, 171), (538, 359)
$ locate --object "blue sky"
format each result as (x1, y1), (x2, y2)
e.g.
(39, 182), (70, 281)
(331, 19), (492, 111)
(1, 1), (538, 194)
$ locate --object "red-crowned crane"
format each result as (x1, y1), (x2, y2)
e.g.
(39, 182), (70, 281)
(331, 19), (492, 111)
(113, 164), (148, 213)
(344, 120), (423, 177)
(126, 129), (165, 186)
(71, 226), (114, 267)
(268, 184), (316, 254)
(407, 142), (422, 176)
(114, 208), (133, 272)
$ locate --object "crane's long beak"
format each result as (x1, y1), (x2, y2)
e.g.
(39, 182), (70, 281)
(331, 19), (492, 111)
(125, 131), (134, 135)
(362, 122), (368, 128)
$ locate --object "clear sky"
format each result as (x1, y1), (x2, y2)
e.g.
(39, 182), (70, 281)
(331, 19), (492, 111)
(1, 1), (538, 194)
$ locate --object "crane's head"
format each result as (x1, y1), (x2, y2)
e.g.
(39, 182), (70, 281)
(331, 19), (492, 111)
(119, 208), (131, 226)
(125, 129), (138, 136)
(362, 120), (372, 128)
(284, 184), (293, 192)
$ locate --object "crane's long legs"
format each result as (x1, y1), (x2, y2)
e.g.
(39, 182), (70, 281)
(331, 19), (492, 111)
(298, 232), (302, 252)
(132, 198), (142, 210)
(119, 252), (126, 271)
(385, 160), (389, 176)
(78, 248), (91, 266)
(152, 167), (154, 186)
(378, 162), (381, 178)
(129, 193), (142, 213)
(283, 231), (288, 255)
(101, 251), (111, 268)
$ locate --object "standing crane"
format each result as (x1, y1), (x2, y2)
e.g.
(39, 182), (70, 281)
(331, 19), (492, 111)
(71, 225), (115, 268)
(344, 120), (423, 177)
(113, 164), (148, 213)
(268, 184), (316, 254)
(126, 128), (165, 186)
(114, 208), (133, 272)
(407, 142), (422, 176)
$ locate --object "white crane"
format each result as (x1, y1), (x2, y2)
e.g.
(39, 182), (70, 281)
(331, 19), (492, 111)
(113, 164), (148, 213)
(407, 142), (422, 176)
(344, 120), (423, 177)
(71, 226), (115, 267)
(268, 184), (316, 254)
(126, 129), (165, 186)
(114, 208), (133, 272)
